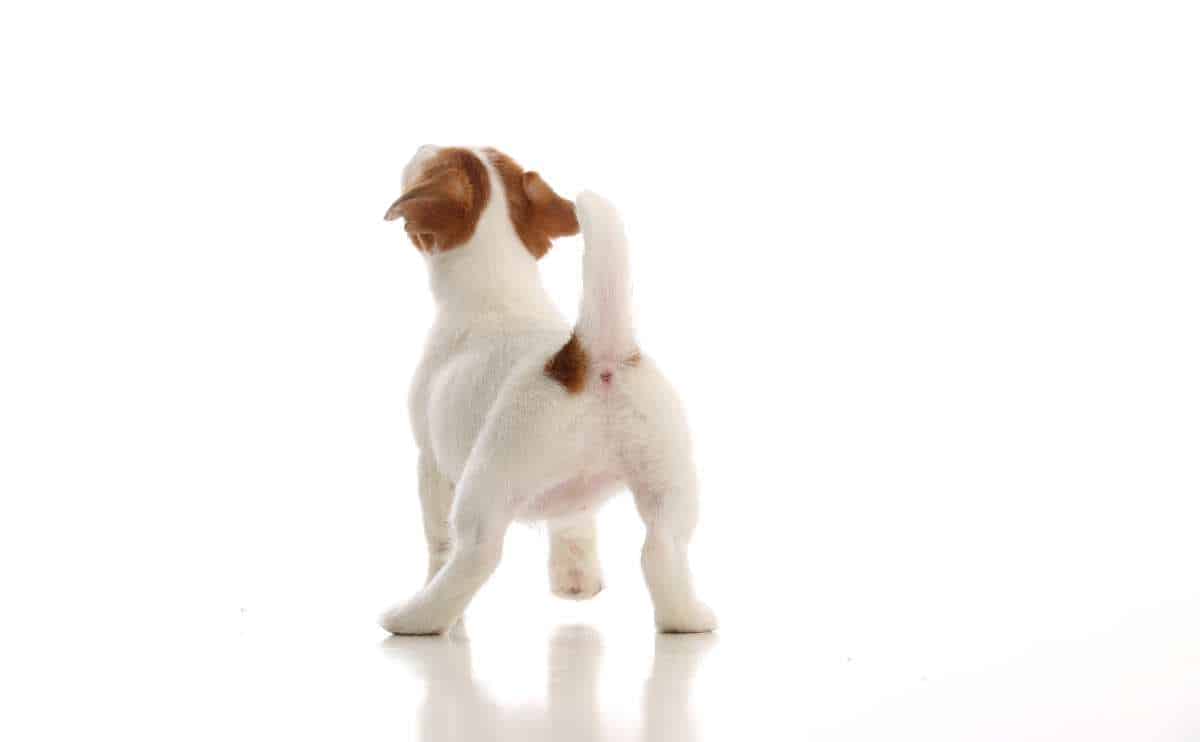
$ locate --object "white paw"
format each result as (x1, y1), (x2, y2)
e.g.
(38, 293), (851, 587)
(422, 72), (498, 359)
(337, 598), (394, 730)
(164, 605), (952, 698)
(550, 562), (604, 601)
(655, 602), (718, 634)
(379, 603), (451, 636)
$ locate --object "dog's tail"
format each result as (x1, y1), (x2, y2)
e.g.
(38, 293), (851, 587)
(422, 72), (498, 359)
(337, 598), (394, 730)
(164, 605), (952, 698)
(574, 190), (637, 362)
(544, 191), (639, 394)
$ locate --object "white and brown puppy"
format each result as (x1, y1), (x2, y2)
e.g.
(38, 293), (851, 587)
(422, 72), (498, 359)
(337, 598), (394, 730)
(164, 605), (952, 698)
(380, 146), (715, 634)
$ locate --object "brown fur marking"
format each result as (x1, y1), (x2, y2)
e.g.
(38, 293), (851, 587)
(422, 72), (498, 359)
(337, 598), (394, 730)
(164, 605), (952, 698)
(545, 333), (589, 394)
(384, 148), (489, 253)
(484, 148), (579, 259)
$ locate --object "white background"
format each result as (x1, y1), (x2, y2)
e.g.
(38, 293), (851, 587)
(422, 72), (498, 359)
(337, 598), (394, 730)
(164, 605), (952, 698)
(2, 1), (1198, 740)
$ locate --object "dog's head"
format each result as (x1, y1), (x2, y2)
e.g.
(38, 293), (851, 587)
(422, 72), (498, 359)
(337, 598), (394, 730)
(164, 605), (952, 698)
(384, 146), (578, 258)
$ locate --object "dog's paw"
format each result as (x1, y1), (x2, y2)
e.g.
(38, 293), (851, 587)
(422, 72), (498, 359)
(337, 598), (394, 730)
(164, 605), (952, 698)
(655, 602), (718, 634)
(550, 562), (605, 601)
(379, 603), (450, 636)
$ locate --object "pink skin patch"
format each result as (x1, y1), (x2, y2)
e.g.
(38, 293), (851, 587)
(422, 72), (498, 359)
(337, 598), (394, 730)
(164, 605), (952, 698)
(517, 472), (623, 520)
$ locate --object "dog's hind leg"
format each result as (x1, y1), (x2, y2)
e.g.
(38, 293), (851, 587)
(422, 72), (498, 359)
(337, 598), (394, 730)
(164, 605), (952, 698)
(548, 515), (604, 600)
(619, 361), (717, 633)
(629, 463), (717, 633)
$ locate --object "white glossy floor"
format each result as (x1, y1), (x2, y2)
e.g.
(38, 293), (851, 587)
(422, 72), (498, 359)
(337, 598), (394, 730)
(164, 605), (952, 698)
(18, 526), (1194, 741)
(374, 608), (1200, 742)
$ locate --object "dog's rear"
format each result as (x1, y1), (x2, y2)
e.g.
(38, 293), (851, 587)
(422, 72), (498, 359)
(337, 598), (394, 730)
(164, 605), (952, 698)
(539, 192), (716, 632)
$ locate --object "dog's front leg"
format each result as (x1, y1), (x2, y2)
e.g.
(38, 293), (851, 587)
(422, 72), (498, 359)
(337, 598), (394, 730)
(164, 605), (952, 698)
(548, 516), (604, 600)
(416, 452), (454, 584)
(381, 474), (513, 635)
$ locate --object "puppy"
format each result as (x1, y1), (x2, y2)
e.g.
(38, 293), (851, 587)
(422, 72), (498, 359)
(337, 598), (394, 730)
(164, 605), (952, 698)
(380, 145), (715, 634)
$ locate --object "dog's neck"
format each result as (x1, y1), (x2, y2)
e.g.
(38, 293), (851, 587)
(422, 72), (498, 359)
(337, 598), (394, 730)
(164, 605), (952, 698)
(424, 213), (560, 320)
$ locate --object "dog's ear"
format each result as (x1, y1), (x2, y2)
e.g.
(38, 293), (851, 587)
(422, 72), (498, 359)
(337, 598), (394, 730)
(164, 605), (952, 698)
(384, 149), (489, 252)
(523, 171), (580, 240)
(483, 148), (577, 259)
(383, 171), (469, 249)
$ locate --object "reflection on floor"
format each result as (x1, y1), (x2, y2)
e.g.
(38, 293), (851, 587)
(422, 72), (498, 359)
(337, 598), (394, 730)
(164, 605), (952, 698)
(382, 626), (715, 742)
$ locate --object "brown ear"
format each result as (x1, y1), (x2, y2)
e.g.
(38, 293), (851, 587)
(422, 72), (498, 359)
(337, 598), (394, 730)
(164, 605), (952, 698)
(484, 148), (577, 259)
(383, 149), (489, 252)
(384, 178), (467, 229)
(523, 171), (580, 239)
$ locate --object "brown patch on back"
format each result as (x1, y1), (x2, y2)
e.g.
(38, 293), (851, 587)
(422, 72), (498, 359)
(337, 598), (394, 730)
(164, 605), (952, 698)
(545, 333), (589, 394)
(384, 148), (489, 253)
(484, 148), (580, 259)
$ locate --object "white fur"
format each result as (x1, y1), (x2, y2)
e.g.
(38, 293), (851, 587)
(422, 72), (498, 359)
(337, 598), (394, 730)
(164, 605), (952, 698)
(381, 147), (715, 634)
(576, 191), (637, 362)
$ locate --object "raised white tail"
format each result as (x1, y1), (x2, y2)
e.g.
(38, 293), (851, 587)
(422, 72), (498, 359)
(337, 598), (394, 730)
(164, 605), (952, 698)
(574, 191), (636, 361)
